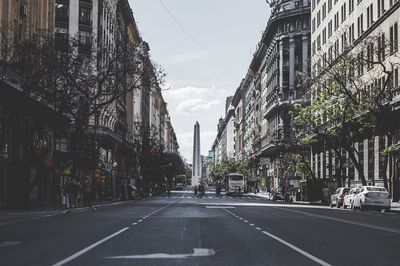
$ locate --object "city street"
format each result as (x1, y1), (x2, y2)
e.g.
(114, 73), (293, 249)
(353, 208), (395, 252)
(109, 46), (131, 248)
(1, 189), (400, 266)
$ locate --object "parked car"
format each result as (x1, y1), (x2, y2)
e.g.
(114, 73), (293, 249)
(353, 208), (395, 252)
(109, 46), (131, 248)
(343, 187), (360, 209)
(330, 187), (351, 208)
(352, 186), (391, 211)
(270, 189), (285, 201)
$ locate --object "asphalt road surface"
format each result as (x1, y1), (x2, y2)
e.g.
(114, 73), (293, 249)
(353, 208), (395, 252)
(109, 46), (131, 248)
(1, 189), (400, 266)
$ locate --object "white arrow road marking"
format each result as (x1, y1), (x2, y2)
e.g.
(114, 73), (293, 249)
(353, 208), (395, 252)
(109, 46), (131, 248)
(0, 241), (21, 248)
(205, 206), (235, 209)
(106, 248), (215, 259)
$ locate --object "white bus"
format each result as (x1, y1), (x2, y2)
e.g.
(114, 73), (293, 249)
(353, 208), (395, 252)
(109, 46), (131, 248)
(225, 173), (245, 195)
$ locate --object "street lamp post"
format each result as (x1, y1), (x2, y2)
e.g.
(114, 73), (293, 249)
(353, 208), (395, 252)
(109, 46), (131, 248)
(112, 161), (118, 200)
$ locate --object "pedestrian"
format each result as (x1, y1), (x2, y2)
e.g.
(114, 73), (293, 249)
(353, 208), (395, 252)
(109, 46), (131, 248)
(82, 176), (92, 207)
(194, 185), (198, 197)
(63, 177), (73, 208)
(70, 177), (81, 208)
(216, 182), (221, 197)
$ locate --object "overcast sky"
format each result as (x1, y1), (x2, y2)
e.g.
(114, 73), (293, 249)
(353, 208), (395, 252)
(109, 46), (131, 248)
(129, 0), (270, 162)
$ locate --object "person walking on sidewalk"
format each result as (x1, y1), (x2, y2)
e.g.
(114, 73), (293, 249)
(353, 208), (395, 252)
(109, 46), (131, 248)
(82, 176), (92, 207)
(63, 177), (73, 208)
(70, 177), (81, 208)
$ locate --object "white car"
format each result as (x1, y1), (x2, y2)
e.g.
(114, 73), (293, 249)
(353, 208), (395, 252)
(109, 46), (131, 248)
(353, 186), (391, 211)
(343, 187), (360, 209)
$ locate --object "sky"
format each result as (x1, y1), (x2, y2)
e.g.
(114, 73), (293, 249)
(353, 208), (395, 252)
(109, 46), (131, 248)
(129, 0), (270, 162)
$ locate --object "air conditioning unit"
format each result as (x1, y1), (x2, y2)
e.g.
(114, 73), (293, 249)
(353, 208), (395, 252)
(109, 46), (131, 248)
(20, 5), (28, 16)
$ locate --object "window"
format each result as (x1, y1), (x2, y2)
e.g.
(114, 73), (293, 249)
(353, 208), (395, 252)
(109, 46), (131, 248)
(328, 20), (333, 37)
(378, 33), (386, 60)
(349, 0), (354, 13)
(328, 46), (333, 62)
(341, 3), (347, 22)
(328, 0), (333, 11)
(335, 39), (340, 57)
(367, 4), (374, 28)
(317, 11), (321, 27)
(55, 138), (68, 152)
(377, 0), (384, 18)
(367, 42), (374, 69)
(322, 3), (327, 19)
(317, 34), (321, 50)
(357, 14), (364, 37)
(312, 18), (316, 32)
(323, 27), (327, 44)
(394, 67), (399, 89)
(79, 7), (91, 26)
(341, 33), (348, 50)
(312, 40), (316, 55)
(358, 51), (364, 76)
(390, 22), (398, 54)
(334, 12), (339, 30)
(349, 23), (355, 44)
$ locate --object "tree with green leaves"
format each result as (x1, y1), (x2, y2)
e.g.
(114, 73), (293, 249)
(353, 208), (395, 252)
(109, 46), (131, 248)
(295, 32), (400, 192)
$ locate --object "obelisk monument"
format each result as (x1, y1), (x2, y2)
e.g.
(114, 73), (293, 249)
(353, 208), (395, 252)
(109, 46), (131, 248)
(192, 121), (201, 186)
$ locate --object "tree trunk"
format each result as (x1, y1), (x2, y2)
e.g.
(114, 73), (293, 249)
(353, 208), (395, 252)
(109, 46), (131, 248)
(346, 146), (367, 185)
(382, 134), (392, 191)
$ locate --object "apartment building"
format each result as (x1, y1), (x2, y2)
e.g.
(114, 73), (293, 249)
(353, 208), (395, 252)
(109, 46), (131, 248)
(249, 0), (311, 190)
(311, 0), (400, 198)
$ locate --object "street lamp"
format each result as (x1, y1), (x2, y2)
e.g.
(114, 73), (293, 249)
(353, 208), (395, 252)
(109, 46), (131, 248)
(112, 161), (118, 200)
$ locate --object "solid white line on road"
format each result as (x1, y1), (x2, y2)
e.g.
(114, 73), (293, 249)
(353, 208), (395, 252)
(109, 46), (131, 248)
(52, 227), (130, 266)
(277, 208), (400, 234)
(260, 230), (332, 266)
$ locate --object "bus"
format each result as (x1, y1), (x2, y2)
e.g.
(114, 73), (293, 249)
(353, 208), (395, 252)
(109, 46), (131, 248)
(225, 173), (245, 195)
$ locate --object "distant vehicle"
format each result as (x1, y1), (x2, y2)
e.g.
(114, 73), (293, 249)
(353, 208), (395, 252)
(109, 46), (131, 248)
(175, 183), (185, 191)
(343, 187), (360, 209)
(125, 184), (140, 200)
(270, 189), (285, 201)
(353, 186), (391, 211)
(330, 187), (351, 208)
(225, 173), (245, 196)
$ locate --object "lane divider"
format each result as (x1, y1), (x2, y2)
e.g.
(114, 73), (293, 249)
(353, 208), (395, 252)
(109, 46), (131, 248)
(205, 196), (331, 266)
(53, 194), (185, 265)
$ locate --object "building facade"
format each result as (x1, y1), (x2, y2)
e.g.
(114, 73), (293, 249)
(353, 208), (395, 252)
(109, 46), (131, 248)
(310, 0), (400, 199)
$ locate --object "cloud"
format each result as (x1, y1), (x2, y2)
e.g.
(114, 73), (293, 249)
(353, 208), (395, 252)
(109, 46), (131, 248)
(163, 85), (229, 116)
(171, 52), (207, 63)
(176, 98), (220, 114)
(163, 86), (210, 100)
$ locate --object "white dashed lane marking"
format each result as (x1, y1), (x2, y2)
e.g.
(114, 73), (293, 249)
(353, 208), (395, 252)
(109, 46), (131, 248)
(223, 209), (332, 266)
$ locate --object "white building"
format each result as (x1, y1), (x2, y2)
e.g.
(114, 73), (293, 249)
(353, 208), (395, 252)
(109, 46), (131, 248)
(311, 0), (400, 190)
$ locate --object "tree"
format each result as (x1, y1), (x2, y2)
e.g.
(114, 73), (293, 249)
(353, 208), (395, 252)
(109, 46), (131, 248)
(211, 159), (252, 182)
(295, 32), (400, 190)
(0, 22), (166, 202)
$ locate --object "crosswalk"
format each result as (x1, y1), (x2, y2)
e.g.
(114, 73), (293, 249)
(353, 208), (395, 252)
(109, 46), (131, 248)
(162, 195), (270, 201)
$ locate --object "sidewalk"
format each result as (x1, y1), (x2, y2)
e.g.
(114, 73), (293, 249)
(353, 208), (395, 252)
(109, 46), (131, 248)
(247, 191), (400, 214)
(0, 200), (132, 226)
